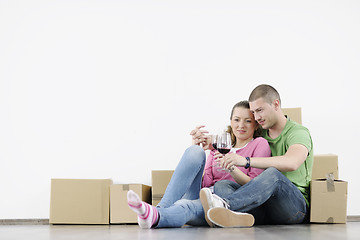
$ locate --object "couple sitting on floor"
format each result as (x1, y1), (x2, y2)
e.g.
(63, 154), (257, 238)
(127, 84), (313, 228)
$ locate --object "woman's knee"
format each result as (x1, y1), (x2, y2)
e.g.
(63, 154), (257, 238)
(184, 145), (206, 163)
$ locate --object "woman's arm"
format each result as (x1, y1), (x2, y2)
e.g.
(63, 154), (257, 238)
(229, 167), (251, 186)
(202, 151), (216, 188)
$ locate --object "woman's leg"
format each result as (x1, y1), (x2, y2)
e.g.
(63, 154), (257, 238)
(127, 190), (159, 229)
(156, 199), (207, 228)
(158, 145), (206, 208)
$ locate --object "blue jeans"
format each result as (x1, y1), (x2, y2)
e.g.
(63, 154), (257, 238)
(156, 145), (208, 228)
(214, 167), (308, 225)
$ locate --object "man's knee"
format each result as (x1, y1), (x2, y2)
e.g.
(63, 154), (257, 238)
(251, 167), (284, 186)
(261, 167), (282, 178)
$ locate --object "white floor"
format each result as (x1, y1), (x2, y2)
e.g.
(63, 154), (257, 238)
(1, 222), (360, 240)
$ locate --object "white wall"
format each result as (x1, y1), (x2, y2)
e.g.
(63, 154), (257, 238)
(1, 0), (359, 218)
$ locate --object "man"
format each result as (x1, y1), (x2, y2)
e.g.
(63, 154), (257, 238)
(199, 84), (313, 227)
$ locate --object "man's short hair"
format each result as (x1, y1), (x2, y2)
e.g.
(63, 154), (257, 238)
(248, 84), (281, 106)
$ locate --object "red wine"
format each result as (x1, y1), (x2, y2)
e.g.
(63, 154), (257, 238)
(218, 148), (230, 154)
(212, 143), (218, 150)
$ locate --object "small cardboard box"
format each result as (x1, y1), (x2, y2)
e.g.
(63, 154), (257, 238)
(282, 107), (302, 124)
(310, 179), (348, 223)
(110, 184), (151, 224)
(50, 179), (112, 224)
(151, 170), (174, 205)
(312, 154), (339, 180)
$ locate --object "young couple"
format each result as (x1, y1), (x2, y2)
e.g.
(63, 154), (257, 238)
(127, 84), (313, 228)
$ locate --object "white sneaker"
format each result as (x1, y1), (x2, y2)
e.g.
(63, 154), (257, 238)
(207, 207), (254, 228)
(199, 188), (229, 227)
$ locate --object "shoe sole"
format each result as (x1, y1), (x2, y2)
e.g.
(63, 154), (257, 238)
(208, 207), (254, 228)
(199, 189), (214, 227)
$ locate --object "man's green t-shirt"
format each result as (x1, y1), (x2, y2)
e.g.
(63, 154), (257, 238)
(261, 117), (313, 206)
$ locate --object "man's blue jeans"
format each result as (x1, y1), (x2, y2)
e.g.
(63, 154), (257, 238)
(156, 145), (208, 228)
(214, 167), (309, 225)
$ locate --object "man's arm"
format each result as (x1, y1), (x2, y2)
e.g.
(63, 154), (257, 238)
(222, 144), (309, 172)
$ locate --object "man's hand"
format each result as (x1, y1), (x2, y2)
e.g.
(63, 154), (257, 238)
(221, 153), (246, 170)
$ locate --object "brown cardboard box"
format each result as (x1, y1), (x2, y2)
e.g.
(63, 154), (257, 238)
(50, 179), (112, 224)
(152, 198), (161, 206)
(282, 107), (302, 124)
(151, 170), (174, 205)
(110, 184), (151, 224)
(310, 179), (348, 223)
(312, 154), (339, 180)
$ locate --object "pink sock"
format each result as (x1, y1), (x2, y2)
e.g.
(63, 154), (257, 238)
(127, 190), (159, 228)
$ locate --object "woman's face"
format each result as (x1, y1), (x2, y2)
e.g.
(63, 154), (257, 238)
(231, 107), (257, 143)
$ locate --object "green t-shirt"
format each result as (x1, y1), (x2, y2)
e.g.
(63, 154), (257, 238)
(261, 118), (313, 206)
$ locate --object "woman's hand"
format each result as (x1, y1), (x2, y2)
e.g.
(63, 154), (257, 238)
(190, 125), (211, 150)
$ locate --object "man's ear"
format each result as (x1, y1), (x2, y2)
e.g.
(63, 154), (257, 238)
(272, 99), (281, 110)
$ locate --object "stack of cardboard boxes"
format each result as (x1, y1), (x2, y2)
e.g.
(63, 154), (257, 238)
(283, 107), (348, 224)
(49, 108), (348, 224)
(49, 170), (174, 224)
(310, 154), (348, 223)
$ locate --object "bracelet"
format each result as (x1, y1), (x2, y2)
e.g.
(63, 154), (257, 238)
(245, 157), (251, 169)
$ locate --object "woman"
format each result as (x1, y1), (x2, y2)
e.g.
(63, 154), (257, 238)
(127, 100), (271, 228)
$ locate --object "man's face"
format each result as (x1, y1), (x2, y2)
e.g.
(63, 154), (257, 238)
(249, 97), (276, 130)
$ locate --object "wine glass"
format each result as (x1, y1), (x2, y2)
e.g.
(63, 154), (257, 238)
(210, 133), (224, 170)
(211, 134), (218, 151)
(217, 131), (231, 155)
(216, 131), (232, 172)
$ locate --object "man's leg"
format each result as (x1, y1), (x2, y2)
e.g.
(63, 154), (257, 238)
(207, 167), (308, 225)
(213, 180), (267, 225)
(213, 180), (241, 198)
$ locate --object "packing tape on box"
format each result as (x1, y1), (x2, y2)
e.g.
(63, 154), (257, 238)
(122, 184), (130, 191)
(326, 173), (335, 192)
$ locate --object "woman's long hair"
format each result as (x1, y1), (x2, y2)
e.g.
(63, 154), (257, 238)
(226, 100), (262, 147)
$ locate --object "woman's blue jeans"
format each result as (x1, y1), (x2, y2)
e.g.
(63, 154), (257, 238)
(214, 167), (309, 225)
(156, 145), (208, 228)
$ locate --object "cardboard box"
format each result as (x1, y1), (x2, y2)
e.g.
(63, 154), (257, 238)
(152, 198), (161, 206)
(310, 179), (348, 223)
(151, 170), (174, 205)
(110, 184), (151, 224)
(50, 179), (112, 224)
(282, 107), (302, 124)
(312, 154), (339, 180)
